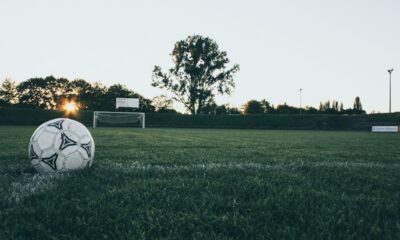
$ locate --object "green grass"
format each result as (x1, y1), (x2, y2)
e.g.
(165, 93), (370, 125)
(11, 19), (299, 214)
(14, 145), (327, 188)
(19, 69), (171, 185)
(0, 126), (399, 239)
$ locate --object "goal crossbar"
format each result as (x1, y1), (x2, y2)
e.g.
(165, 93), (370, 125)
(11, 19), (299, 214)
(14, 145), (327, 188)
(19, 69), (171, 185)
(93, 111), (145, 128)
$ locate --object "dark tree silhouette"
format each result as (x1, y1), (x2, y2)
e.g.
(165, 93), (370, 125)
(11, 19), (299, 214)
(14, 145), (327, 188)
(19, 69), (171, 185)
(45, 76), (70, 109)
(17, 77), (51, 108)
(16, 76), (70, 109)
(260, 99), (274, 113)
(197, 101), (216, 114)
(215, 105), (228, 115)
(332, 100), (339, 112)
(243, 100), (264, 114)
(353, 96), (365, 114)
(152, 35), (240, 114)
(68, 79), (92, 109)
(227, 106), (241, 114)
(78, 82), (108, 110)
(0, 78), (18, 106)
(275, 103), (299, 114)
(305, 106), (318, 114)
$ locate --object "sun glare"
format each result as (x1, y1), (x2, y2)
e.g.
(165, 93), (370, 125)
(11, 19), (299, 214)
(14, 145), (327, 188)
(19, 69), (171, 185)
(63, 102), (78, 113)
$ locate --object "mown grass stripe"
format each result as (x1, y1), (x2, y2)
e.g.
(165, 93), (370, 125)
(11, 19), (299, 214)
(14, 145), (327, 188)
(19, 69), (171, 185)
(100, 162), (400, 172)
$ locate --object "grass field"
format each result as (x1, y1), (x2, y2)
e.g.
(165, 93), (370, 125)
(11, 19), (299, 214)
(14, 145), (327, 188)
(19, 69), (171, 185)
(0, 126), (399, 239)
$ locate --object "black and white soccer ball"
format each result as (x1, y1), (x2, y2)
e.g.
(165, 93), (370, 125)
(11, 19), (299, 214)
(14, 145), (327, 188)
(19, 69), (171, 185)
(29, 118), (95, 173)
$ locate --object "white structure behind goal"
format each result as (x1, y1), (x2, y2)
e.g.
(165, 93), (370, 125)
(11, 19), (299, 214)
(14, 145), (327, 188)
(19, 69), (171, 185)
(116, 98), (139, 109)
(93, 111), (145, 128)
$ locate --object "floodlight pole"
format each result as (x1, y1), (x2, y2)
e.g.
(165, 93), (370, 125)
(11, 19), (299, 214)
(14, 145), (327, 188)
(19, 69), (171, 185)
(388, 69), (394, 113)
(299, 88), (302, 114)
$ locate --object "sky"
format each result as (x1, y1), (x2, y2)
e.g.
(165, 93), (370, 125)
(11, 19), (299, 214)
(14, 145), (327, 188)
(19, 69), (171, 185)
(0, 0), (399, 113)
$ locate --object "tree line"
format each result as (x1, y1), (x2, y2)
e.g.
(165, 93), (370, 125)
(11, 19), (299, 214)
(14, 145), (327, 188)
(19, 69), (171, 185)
(0, 76), (365, 115)
(239, 98), (365, 115)
(0, 76), (158, 112)
(0, 34), (366, 115)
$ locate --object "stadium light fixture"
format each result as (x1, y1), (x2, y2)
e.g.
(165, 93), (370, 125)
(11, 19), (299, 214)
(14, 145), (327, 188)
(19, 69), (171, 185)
(388, 69), (394, 113)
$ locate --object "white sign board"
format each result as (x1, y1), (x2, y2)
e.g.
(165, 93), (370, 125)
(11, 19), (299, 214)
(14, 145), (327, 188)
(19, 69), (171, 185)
(116, 98), (139, 109)
(371, 126), (399, 132)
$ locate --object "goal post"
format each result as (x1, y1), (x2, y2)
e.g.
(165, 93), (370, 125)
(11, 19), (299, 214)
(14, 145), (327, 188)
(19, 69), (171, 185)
(93, 111), (145, 128)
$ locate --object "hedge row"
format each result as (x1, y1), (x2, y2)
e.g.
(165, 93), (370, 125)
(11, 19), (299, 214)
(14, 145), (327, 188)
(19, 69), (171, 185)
(145, 113), (400, 130)
(0, 108), (92, 126)
(1, 107), (400, 131)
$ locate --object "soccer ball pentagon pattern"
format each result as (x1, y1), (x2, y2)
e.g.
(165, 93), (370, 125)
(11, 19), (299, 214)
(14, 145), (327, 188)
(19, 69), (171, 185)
(29, 118), (95, 173)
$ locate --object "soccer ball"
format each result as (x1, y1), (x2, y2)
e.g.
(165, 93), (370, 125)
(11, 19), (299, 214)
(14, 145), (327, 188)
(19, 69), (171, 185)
(29, 118), (95, 173)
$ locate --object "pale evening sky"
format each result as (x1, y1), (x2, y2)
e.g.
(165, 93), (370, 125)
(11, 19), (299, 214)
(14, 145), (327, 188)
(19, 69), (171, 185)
(0, 0), (399, 113)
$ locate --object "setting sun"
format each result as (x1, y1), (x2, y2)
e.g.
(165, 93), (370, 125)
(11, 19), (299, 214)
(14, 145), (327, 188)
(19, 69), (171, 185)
(63, 101), (78, 113)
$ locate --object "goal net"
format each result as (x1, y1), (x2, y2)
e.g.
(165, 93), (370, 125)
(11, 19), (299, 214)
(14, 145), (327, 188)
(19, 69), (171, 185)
(93, 111), (145, 128)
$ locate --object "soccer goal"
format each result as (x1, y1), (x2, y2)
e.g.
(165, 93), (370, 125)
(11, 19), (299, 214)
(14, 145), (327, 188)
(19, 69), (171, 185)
(93, 111), (145, 128)
(93, 98), (145, 128)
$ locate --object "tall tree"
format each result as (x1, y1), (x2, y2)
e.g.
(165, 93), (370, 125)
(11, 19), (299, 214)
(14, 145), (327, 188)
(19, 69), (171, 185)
(353, 96), (364, 114)
(332, 100), (339, 112)
(17, 76), (70, 109)
(152, 35), (240, 114)
(68, 79), (93, 109)
(17, 77), (50, 108)
(79, 82), (108, 110)
(227, 106), (241, 115)
(260, 99), (274, 113)
(319, 101), (332, 112)
(339, 103), (344, 112)
(275, 103), (299, 114)
(0, 78), (18, 106)
(199, 101), (218, 115)
(45, 76), (70, 109)
(243, 100), (264, 114)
